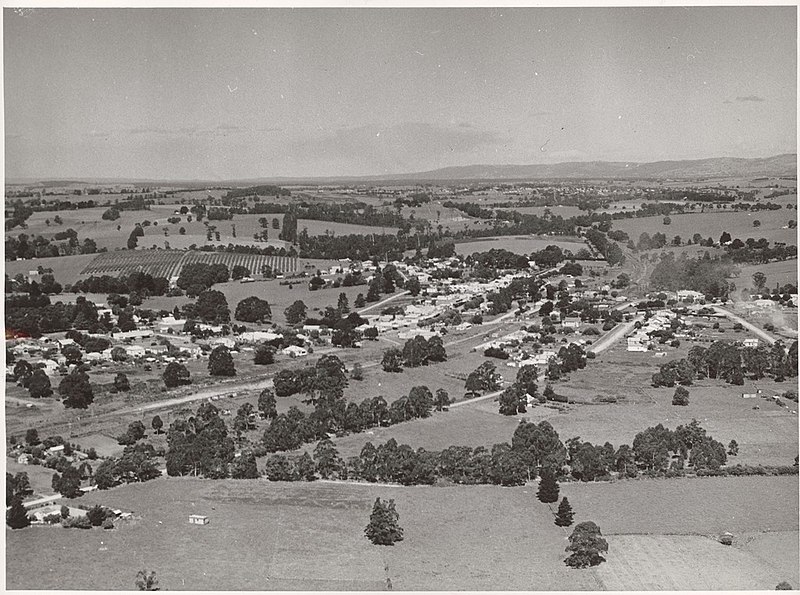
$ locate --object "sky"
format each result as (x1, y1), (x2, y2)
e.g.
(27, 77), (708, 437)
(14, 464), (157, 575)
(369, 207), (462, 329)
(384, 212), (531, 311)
(3, 6), (797, 181)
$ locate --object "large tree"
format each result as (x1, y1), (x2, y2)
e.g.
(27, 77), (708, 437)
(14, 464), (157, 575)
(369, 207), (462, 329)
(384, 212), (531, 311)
(208, 345), (236, 377)
(27, 368), (53, 399)
(537, 468), (560, 503)
(565, 521), (608, 568)
(163, 362), (191, 388)
(195, 290), (231, 324)
(59, 369), (94, 409)
(284, 300), (308, 325)
(365, 497), (404, 545)
(6, 496), (31, 529)
(235, 296), (272, 323)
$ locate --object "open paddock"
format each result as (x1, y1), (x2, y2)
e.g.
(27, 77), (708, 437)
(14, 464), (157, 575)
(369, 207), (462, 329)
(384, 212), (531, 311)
(613, 208), (797, 246)
(594, 533), (796, 591)
(6, 475), (795, 591)
(454, 235), (588, 256)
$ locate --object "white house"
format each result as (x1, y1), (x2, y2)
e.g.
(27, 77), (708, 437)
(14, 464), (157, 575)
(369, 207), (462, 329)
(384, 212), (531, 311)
(743, 338), (759, 348)
(282, 345), (308, 358)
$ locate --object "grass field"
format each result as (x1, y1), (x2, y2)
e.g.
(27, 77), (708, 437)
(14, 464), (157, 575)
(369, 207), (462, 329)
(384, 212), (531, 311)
(594, 534), (795, 590)
(4, 253), (98, 284)
(6, 475), (796, 590)
(612, 207), (797, 246)
(454, 235), (588, 256)
(735, 259), (798, 289)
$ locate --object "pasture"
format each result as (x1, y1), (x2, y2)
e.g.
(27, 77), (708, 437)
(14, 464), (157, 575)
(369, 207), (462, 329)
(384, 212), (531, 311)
(735, 259), (798, 289)
(454, 235), (588, 256)
(594, 534), (796, 590)
(612, 207), (797, 246)
(6, 475), (796, 590)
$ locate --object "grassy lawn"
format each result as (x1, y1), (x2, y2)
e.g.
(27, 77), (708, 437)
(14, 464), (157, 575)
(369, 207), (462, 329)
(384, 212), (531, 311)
(6, 475), (796, 590)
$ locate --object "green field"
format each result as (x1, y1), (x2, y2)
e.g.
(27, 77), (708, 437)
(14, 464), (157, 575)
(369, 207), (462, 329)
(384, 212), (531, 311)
(6, 475), (796, 590)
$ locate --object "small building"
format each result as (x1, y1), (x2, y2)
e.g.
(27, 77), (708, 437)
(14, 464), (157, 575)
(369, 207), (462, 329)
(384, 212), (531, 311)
(17, 453), (31, 465)
(189, 514), (209, 525)
(282, 345), (308, 358)
(743, 338), (759, 348)
(48, 444), (65, 455)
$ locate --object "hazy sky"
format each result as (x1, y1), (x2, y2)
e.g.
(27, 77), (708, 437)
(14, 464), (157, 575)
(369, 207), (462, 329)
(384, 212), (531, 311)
(4, 7), (797, 180)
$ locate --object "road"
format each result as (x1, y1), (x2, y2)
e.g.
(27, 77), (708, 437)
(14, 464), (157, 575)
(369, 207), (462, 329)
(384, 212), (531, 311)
(588, 314), (644, 355)
(357, 290), (410, 314)
(713, 306), (777, 345)
(449, 388), (504, 409)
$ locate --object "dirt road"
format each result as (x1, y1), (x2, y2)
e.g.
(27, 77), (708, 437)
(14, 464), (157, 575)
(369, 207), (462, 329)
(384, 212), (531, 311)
(713, 306), (777, 345)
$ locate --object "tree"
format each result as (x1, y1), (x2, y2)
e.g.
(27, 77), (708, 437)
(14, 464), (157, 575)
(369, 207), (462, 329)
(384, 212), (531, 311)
(163, 362), (191, 387)
(776, 582), (794, 590)
(365, 498), (404, 545)
(52, 466), (82, 498)
(87, 504), (108, 526)
(753, 219), (761, 227)
(284, 300), (308, 325)
(196, 290), (230, 323)
(434, 388), (451, 411)
(337, 292), (350, 316)
(253, 344), (275, 365)
(351, 362), (364, 381)
(727, 439), (739, 456)
(111, 346), (128, 362)
(231, 264), (250, 280)
(27, 369), (53, 399)
(114, 372), (130, 392)
(135, 570), (160, 591)
(209, 345), (236, 377)
(6, 496), (31, 529)
(231, 451), (259, 479)
(258, 389), (278, 420)
(672, 386), (689, 406)
(235, 296), (272, 323)
(151, 415), (164, 434)
(314, 437), (342, 479)
(537, 469), (560, 503)
(25, 428), (40, 446)
(565, 521), (608, 568)
(59, 369), (94, 409)
(752, 271), (767, 292)
(555, 496), (575, 527)
(382, 347), (404, 372)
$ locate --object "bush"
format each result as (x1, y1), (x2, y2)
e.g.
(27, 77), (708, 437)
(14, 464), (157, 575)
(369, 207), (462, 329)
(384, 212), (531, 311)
(62, 515), (92, 529)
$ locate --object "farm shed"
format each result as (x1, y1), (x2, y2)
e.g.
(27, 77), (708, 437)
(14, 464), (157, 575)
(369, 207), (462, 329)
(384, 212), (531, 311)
(188, 514), (209, 525)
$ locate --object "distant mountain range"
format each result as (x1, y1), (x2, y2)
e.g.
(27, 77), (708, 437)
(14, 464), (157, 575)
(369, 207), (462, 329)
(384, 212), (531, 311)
(383, 153), (798, 182)
(8, 153), (796, 186)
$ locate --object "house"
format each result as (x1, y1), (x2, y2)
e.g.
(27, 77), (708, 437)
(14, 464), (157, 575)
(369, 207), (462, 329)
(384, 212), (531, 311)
(627, 336), (649, 352)
(741, 393), (759, 399)
(189, 514), (209, 525)
(17, 453), (31, 465)
(213, 337), (237, 349)
(48, 444), (65, 455)
(125, 345), (147, 358)
(282, 345), (308, 358)
(111, 329), (154, 340)
(743, 338), (759, 348)
(158, 316), (187, 332)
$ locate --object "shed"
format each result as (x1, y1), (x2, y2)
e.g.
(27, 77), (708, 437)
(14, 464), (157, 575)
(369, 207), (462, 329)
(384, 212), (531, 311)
(189, 514), (209, 525)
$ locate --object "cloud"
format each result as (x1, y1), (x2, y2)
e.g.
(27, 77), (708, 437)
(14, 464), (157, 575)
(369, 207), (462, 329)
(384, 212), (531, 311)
(735, 95), (765, 102)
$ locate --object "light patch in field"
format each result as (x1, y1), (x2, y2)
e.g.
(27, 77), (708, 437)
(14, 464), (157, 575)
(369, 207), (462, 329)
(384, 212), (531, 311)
(595, 534), (791, 590)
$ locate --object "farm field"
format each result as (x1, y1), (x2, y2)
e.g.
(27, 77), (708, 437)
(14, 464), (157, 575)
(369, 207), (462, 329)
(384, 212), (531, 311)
(6, 475), (796, 591)
(594, 534), (795, 590)
(79, 250), (299, 279)
(612, 207), (797, 246)
(454, 235), (588, 256)
(4, 253), (97, 284)
(735, 259), (798, 289)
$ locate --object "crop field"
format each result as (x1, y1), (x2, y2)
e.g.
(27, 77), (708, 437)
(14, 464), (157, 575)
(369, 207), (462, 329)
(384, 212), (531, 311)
(612, 207), (797, 246)
(454, 235), (588, 256)
(80, 250), (299, 279)
(6, 475), (796, 591)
